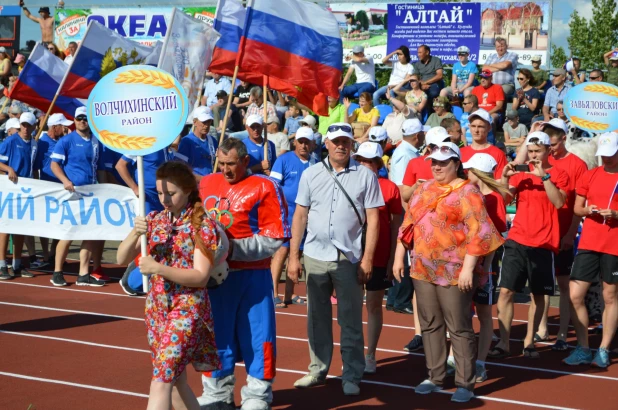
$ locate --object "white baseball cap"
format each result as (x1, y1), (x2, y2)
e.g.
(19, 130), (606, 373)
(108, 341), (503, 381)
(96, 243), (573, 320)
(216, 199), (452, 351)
(326, 122), (353, 140)
(246, 114), (263, 127)
(5, 118), (20, 131)
(75, 106), (87, 118)
(353, 141), (384, 160)
(463, 153), (497, 173)
(595, 132), (618, 157)
(266, 115), (279, 124)
(468, 108), (493, 124)
(401, 118), (423, 136)
(457, 46), (470, 54)
(19, 112), (36, 126)
(368, 126), (388, 142)
(194, 106), (214, 122)
(425, 126), (450, 146)
(48, 113), (73, 127)
(541, 118), (568, 135)
(295, 127), (315, 141)
(525, 131), (551, 146)
(610, 52), (618, 61)
(299, 115), (316, 128)
(426, 141), (461, 161)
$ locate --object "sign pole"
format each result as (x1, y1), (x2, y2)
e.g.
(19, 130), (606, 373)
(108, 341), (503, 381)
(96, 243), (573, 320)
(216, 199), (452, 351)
(136, 155), (149, 292)
(263, 75), (269, 163)
(213, 65), (240, 171)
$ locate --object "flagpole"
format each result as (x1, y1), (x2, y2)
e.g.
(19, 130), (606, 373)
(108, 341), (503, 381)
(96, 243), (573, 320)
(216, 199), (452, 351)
(191, 71), (209, 133)
(213, 65), (240, 172)
(34, 94), (60, 140)
(263, 75), (269, 166)
(0, 97), (9, 115)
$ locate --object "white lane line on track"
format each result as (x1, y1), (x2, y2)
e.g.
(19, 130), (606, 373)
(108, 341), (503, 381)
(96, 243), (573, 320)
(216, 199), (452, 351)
(0, 371), (149, 398)
(0, 301), (143, 322)
(0, 331), (580, 410)
(0, 281), (567, 330)
(1, 314), (615, 382)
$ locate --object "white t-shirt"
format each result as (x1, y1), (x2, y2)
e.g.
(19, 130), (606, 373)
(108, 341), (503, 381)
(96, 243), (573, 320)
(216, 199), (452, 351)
(388, 61), (414, 86)
(383, 108), (415, 145)
(268, 132), (290, 156)
(353, 57), (375, 85)
(64, 55), (74, 65)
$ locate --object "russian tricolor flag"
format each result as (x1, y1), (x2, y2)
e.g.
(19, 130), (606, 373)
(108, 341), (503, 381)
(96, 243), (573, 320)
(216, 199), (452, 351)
(60, 21), (162, 100)
(7, 43), (84, 120)
(239, 0), (343, 114)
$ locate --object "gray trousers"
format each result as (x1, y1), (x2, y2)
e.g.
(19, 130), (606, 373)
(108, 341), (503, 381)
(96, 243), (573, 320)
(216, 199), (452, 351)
(199, 374), (272, 410)
(304, 253), (364, 384)
(413, 279), (477, 391)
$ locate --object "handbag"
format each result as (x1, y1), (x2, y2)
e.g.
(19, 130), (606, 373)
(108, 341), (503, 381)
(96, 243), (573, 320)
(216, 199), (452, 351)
(321, 160), (367, 253)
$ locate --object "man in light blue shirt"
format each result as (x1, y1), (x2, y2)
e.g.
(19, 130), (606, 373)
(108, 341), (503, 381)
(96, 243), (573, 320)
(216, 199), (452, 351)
(203, 73), (232, 107)
(389, 119), (427, 186)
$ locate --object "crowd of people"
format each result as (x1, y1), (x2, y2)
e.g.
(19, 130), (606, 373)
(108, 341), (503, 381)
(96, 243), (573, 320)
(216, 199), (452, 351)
(1, 31), (618, 409)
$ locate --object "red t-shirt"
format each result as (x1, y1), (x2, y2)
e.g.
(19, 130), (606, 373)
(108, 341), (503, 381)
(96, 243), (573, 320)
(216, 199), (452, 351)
(548, 153), (588, 237)
(460, 145), (508, 179)
(375, 177), (404, 267)
(576, 167), (618, 256)
(472, 84), (505, 112)
(507, 167), (569, 253)
(402, 155), (433, 186)
(484, 191), (507, 234)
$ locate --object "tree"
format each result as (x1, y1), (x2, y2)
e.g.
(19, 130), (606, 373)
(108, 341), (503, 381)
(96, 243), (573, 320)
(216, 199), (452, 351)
(550, 44), (568, 70)
(355, 10), (369, 32)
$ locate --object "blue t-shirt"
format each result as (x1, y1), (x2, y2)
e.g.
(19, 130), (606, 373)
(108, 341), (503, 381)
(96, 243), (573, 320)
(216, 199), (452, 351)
(34, 133), (60, 182)
(122, 149), (169, 213)
(284, 115), (303, 135)
(270, 151), (315, 223)
(176, 132), (218, 176)
(243, 138), (277, 169)
(453, 61), (479, 89)
(461, 112), (495, 145)
(0, 134), (37, 178)
(101, 146), (128, 186)
(51, 131), (103, 186)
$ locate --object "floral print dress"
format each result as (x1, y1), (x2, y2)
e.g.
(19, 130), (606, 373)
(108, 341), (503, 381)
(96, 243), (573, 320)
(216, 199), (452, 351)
(145, 206), (220, 382)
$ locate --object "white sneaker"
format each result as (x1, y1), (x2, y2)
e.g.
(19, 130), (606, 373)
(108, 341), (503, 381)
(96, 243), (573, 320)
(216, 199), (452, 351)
(364, 354), (376, 374)
(294, 374), (325, 388)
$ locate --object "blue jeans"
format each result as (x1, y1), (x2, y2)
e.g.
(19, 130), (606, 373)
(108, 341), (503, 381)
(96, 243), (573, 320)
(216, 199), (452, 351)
(372, 85), (397, 106)
(341, 82), (376, 102)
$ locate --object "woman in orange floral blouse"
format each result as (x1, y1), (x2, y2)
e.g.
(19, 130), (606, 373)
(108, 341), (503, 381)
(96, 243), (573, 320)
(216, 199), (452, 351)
(118, 161), (225, 410)
(393, 141), (504, 403)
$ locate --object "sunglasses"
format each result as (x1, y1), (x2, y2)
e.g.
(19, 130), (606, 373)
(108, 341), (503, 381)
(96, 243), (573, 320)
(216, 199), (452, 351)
(462, 102), (472, 105)
(430, 145), (457, 155)
(75, 116), (88, 122)
(527, 137), (543, 145)
(409, 79), (418, 83)
(457, 53), (468, 56)
(517, 77), (526, 81)
(556, 108), (564, 112)
(327, 124), (352, 133)
(589, 76), (600, 80)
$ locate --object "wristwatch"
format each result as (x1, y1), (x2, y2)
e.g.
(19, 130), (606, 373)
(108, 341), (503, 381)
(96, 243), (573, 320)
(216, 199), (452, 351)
(541, 173), (551, 182)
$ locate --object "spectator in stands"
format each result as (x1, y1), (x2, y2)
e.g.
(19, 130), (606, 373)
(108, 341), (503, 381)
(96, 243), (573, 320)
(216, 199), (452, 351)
(440, 46), (478, 99)
(46, 43), (63, 60)
(390, 118), (426, 187)
(471, 69), (505, 131)
(460, 109), (507, 179)
(512, 68), (540, 128)
(352, 142), (403, 375)
(289, 123), (382, 396)
(555, 101), (568, 122)
(425, 96), (455, 128)
(340, 45), (376, 101)
(382, 94), (415, 146)
(242, 114), (276, 176)
(567, 57), (585, 86)
(0, 47), (12, 84)
(202, 73), (231, 108)
(530, 55), (548, 95)
(318, 96), (346, 136)
(230, 86), (277, 140)
(393, 73), (427, 118)
(210, 90), (229, 130)
(543, 68), (570, 121)
(63, 41), (77, 65)
(373, 46), (414, 106)
(441, 117), (465, 147)
(564, 132), (618, 368)
(492, 132), (568, 359)
(266, 115), (290, 157)
(603, 48), (618, 86)
(483, 37), (519, 97)
(588, 69), (604, 82)
(13, 54), (25, 74)
(344, 93), (379, 143)
(233, 80), (254, 117)
(393, 141), (504, 403)
(284, 102), (304, 139)
(503, 110), (528, 157)
(412, 45), (444, 113)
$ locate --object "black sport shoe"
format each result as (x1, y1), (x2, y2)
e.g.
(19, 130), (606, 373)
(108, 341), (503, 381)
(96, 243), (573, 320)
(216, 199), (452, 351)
(404, 335), (423, 352)
(14, 267), (35, 278)
(120, 261), (146, 296)
(76, 274), (105, 287)
(0, 266), (12, 280)
(50, 272), (67, 287)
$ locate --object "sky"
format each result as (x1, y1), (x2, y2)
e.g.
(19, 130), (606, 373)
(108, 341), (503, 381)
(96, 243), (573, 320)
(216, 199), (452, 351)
(16, 0), (591, 52)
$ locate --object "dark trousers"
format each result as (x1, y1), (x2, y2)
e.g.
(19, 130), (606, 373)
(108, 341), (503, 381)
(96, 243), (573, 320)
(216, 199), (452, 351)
(387, 252), (413, 310)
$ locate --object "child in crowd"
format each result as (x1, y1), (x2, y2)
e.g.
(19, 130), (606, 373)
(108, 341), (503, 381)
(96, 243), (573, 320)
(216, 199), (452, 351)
(284, 102), (303, 139)
(503, 110), (529, 157)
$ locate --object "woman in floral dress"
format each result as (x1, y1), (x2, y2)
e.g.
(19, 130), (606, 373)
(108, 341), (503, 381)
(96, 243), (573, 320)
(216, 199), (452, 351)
(118, 161), (224, 410)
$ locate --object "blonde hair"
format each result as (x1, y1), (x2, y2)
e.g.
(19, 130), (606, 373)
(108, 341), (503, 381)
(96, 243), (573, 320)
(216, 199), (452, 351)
(469, 168), (510, 198)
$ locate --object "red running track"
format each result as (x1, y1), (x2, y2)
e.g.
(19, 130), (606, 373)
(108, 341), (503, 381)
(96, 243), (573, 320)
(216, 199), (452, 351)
(0, 268), (616, 410)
